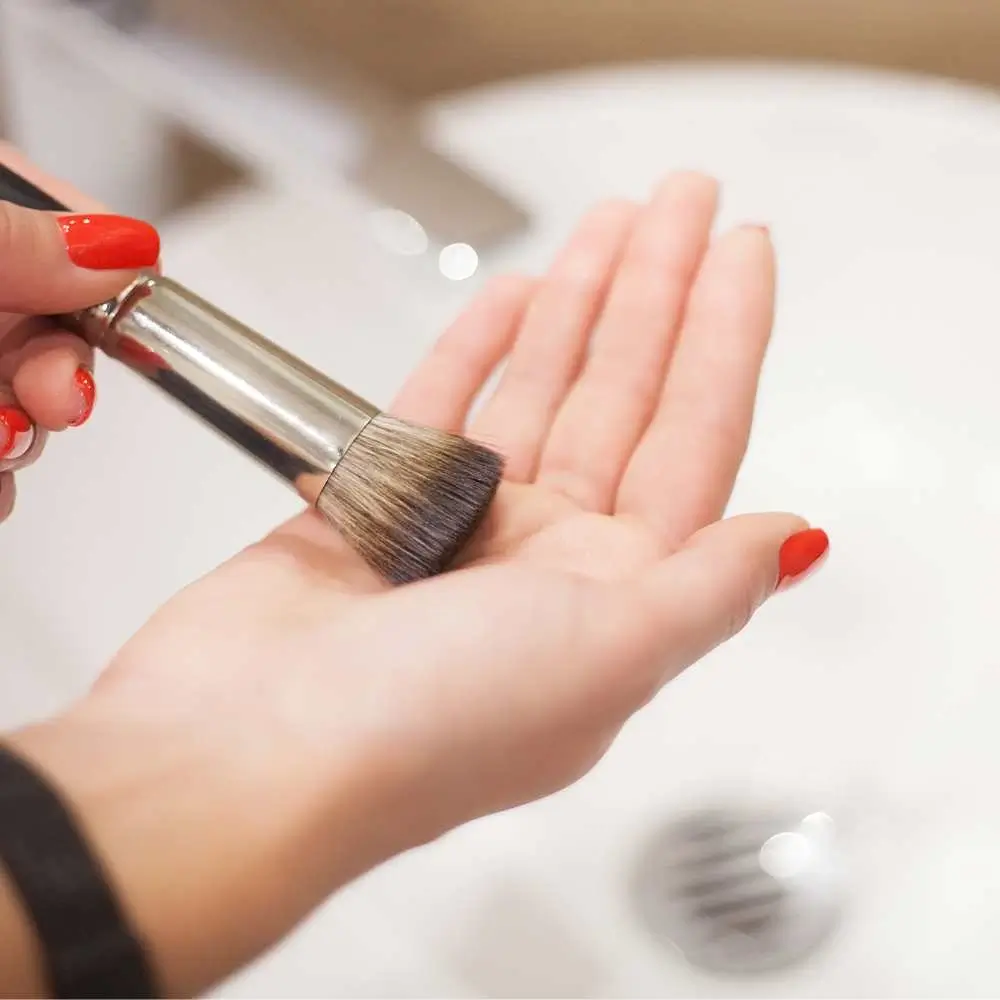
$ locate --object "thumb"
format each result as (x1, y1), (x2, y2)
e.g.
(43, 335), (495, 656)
(0, 202), (160, 315)
(640, 513), (829, 682)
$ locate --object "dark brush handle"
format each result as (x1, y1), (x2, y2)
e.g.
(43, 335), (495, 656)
(0, 162), (70, 213)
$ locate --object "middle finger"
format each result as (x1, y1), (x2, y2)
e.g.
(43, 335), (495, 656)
(535, 173), (718, 511)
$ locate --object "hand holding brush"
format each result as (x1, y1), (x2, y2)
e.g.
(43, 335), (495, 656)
(0, 162), (829, 998)
(0, 157), (503, 583)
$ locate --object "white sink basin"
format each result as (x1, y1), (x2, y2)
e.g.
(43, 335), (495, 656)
(6, 62), (1000, 995)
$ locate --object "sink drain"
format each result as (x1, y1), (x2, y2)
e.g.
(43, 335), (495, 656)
(632, 804), (844, 975)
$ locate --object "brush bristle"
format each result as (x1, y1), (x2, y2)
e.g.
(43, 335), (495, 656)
(316, 414), (504, 584)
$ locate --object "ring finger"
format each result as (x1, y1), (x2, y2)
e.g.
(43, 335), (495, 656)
(0, 324), (96, 431)
(469, 199), (639, 480)
(0, 383), (45, 472)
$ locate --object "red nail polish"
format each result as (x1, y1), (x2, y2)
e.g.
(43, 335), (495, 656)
(68, 367), (96, 427)
(777, 528), (829, 588)
(58, 214), (160, 271)
(0, 406), (34, 461)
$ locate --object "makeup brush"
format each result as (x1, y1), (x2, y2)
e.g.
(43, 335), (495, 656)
(0, 163), (504, 584)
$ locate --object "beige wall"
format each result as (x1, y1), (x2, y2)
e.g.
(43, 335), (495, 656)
(159, 0), (1000, 98)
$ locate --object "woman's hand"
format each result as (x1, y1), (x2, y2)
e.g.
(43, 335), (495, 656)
(7, 172), (828, 996)
(0, 144), (159, 520)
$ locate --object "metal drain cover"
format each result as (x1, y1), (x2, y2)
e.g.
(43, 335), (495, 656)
(632, 804), (844, 975)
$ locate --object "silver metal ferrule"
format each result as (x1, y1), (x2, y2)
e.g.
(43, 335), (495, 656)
(69, 274), (378, 505)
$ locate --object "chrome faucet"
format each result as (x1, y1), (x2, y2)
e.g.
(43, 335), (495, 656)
(10, 0), (530, 256)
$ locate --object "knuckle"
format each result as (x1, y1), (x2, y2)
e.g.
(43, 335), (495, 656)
(550, 265), (611, 301)
(539, 466), (607, 512)
(723, 582), (768, 641)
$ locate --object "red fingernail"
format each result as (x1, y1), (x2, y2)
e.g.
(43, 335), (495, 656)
(58, 214), (160, 271)
(68, 367), (96, 427)
(0, 406), (35, 461)
(777, 528), (829, 589)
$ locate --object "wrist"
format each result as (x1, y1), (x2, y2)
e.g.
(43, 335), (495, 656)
(5, 693), (402, 996)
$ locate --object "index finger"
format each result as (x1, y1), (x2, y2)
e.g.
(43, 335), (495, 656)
(0, 148), (160, 314)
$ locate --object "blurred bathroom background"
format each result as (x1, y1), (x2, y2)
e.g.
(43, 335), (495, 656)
(6, 1), (1000, 996)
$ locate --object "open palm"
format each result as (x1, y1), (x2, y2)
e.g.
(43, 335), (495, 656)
(2, 165), (832, 1000)
(98, 173), (820, 848)
(267, 173), (787, 584)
